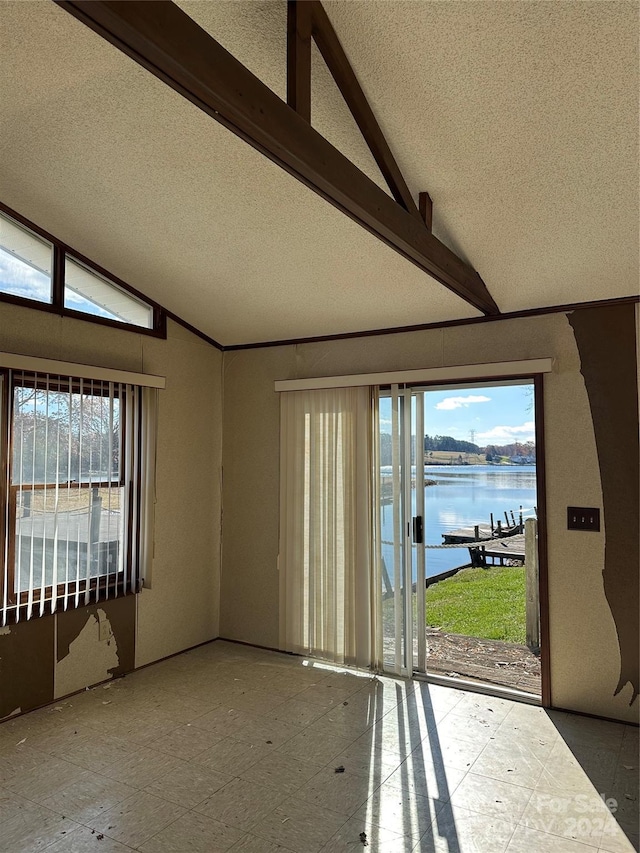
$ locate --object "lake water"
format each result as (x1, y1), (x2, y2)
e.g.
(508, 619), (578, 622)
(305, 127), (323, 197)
(380, 465), (537, 580)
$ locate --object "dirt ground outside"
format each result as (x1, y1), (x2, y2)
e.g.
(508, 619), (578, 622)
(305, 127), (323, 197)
(382, 630), (541, 695)
(425, 628), (541, 694)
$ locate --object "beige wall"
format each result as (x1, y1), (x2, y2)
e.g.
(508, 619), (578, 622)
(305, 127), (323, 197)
(136, 322), (223, 666)
(221, 311), (639, 723)
(0, 302), (223, 713)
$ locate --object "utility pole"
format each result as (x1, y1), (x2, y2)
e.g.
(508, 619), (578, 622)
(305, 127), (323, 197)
(469, 429), (476, 462)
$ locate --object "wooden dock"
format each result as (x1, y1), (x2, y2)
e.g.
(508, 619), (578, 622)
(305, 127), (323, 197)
(469, 533), (526, 567)
(443, 522), (521, 544)
(443, 508), (528, 546)
(442, 524), (495, 544)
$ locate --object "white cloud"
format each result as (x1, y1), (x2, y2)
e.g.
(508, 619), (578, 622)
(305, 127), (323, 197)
(435, 395), (491, 411)
(477, 421), (536, 443)
(0, 251), (51, 302)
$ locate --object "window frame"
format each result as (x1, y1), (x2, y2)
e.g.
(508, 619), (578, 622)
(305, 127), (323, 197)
(0, 202), (166, 337)
(1, 369), (140, 618)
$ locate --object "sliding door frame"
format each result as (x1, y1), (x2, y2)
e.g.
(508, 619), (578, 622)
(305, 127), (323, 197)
(534, 373), (551, 707)
(379, 372), (551, 706)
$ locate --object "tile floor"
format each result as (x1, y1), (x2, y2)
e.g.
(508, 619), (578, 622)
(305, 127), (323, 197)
(0, 640), (637, 852)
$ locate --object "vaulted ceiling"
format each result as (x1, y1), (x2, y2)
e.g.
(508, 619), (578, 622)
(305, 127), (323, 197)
(1, 1), (637, 346)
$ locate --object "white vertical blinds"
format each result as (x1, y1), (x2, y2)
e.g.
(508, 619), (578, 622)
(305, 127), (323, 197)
(279, 386), (378, 668)
(138, 386), (159, 589)
(1, 369), (157, 625)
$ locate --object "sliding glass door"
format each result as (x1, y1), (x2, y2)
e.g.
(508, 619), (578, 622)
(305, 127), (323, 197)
(378, 386), (427, 675)
(377, 380), (541, 695)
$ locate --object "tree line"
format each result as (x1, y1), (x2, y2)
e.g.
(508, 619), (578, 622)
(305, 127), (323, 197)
(11, 388), (120, 484)
(380, 433), (536, 465)
(423, 434), (479, 453)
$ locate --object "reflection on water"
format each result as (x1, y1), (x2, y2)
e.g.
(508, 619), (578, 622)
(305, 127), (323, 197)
(438, 509), (460, 527)
(381, 465), (537, 579)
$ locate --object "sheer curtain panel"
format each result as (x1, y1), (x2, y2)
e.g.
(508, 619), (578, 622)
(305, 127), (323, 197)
(279, 386), (380, 668)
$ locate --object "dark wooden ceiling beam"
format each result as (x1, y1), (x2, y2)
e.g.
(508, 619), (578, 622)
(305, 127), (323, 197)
(309, 1), (422, 221)
(54, 0), (499, 315)
(419, 191), (433, 232)
(287, 0), (311, 122)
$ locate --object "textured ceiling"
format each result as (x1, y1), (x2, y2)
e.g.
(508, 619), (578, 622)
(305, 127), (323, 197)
(0, 1), (637, 346)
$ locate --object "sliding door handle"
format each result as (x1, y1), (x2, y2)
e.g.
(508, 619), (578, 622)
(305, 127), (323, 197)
(412, 515), (423, 544)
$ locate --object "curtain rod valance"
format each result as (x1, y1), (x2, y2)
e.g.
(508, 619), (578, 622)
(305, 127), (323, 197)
(0, 351), (165, 389)
(275, 358), (554, 392)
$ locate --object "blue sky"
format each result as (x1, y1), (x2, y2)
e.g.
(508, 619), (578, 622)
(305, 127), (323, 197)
(381, 383), (535, 445)
(425, 384), (535, 445)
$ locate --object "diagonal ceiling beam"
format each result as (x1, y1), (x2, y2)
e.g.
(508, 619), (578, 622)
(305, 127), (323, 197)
(309, 0), (422, 221)
(54, 0), (500, 315)
(419, 192), (433, 232)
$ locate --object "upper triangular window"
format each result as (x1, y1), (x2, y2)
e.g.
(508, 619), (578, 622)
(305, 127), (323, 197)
(0, 208), (158, 332)
(64, 256), (154, 329)
(0, 214), (53, 303)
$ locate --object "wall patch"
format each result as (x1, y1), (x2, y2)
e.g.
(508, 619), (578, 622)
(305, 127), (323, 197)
(569, 303), (639, 704)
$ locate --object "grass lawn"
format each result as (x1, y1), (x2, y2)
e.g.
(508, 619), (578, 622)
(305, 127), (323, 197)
(425, 450), (487, 465)
(425, 564), (526, 644)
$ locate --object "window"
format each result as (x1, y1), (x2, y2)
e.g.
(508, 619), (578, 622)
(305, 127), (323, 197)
(1, 363), (159, 621)
(0, 214), (53, 304)
(64, 257), (154, 328)
(0, 206), (163, 334)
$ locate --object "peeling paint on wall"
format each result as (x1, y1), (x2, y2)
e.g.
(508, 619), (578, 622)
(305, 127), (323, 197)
(569, 303), (640, 704)
(56, 610), (120, 698)
(55, 595), (136, 700)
